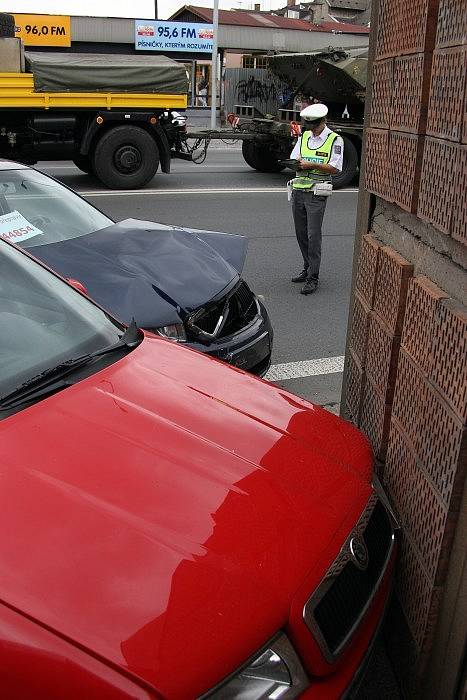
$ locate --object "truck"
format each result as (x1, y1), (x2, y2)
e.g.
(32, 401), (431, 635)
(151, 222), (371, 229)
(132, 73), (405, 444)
(183, 47), (368, 189)
(0, 15), (189, 189)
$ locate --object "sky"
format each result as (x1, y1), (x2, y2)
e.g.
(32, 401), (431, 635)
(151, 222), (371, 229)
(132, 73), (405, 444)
(0, 0), (287, 21)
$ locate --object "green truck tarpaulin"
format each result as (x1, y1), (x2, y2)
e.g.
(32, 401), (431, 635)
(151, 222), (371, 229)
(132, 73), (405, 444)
(25, 52), (189, 94)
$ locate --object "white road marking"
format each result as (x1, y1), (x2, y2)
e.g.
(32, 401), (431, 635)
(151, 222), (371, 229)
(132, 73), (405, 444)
(39, 166), (78, 170)
(39, 165), (245, 171)
(264, 355), (345, 382)
(82, 187), (358, 197)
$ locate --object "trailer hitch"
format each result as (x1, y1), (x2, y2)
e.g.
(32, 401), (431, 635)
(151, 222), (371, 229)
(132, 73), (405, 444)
(173, 135), (211, 164)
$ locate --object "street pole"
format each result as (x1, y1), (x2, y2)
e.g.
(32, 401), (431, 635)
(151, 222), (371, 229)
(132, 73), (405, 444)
(210, 0), (219, 129)
(154, 0), (158, 19)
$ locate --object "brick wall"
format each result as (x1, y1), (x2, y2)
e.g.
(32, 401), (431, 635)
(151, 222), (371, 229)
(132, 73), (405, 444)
(343, 0), (467, 694)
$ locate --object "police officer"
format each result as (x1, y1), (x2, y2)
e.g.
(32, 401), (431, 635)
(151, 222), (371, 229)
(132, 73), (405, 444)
(290, 103), (344, 295)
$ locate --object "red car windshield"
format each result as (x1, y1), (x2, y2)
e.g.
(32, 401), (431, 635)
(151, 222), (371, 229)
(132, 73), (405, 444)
(0, 239), (122, 399)
(0, 169), (113, 248)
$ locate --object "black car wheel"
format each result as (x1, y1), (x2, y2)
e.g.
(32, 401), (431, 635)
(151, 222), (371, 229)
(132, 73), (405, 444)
(93, 126), (160, 189)
(242, 141), (285, 173)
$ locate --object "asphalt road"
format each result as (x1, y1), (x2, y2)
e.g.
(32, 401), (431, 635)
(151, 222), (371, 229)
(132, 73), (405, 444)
(37, 149), (400, 698)
(38, 147), (358, 410)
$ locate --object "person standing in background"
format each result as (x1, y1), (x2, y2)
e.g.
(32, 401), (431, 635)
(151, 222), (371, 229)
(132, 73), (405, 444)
(197, 80), (207, 107)
(289, 104), (344, 295)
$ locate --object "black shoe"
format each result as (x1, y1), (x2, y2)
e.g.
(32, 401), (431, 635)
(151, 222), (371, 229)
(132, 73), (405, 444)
(291, 269), (308, 283)
(300, 277), (319, 295)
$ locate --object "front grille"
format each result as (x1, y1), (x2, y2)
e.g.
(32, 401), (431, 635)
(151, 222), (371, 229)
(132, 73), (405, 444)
(187, 281), (257, 340)
(303, 497), (394, 661)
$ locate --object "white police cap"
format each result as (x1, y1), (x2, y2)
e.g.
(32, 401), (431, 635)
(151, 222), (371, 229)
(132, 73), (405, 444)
(300, 103), (328, 120)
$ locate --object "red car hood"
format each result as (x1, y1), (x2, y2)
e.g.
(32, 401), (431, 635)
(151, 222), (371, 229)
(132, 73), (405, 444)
(0, 337), (373, 698)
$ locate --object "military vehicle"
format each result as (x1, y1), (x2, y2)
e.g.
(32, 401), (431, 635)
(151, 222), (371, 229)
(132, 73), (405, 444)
(184, 46), (368, 189)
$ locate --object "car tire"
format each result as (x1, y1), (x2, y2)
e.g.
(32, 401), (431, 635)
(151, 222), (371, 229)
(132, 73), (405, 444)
(331, 136), (359, 189)
(242, 141), (285, 173)
(93, 126), (160, 190)
(73, 154), (93, 175)
(0, 13), (15, 38)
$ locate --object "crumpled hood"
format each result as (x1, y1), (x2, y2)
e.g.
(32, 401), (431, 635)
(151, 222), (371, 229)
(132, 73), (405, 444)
(0, 337), (372, 699)
(32, 219), (248, 327)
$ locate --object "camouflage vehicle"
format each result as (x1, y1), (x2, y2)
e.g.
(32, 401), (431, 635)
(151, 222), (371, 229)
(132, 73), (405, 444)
(185, 46), (368, 189)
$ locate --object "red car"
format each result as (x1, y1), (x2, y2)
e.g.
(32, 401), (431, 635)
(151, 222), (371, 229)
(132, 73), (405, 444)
(0, 237), (396, 699)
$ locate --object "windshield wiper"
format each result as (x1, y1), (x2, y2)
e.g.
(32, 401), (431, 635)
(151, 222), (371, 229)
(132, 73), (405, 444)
(0, 319), (143, 410)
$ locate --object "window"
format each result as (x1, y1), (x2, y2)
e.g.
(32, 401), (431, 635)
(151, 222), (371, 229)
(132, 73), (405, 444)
(256, 56), (269, 69)
(0, 169), (113, 249)
(0, 239), (122, 399)
(241, 55), (269, 69)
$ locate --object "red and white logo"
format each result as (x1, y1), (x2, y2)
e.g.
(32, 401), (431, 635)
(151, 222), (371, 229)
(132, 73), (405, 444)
(137, 25), (155, 36)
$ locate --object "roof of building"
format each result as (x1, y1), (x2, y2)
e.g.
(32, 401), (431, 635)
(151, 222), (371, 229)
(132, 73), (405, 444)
(171, 5), (311, 29)
(170, 5), (370, 33)
(319, 20), (369, 33)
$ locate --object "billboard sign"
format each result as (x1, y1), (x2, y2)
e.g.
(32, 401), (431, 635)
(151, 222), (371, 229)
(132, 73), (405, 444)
(13, 14), (71, 46)
(135, 20), (214, 53)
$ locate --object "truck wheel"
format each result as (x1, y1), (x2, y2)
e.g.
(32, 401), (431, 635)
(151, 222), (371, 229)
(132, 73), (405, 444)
(73, 154), (93, 175)
(331, 136), (358, 189)
(242, 141), (285, 173)
(0, 13), (15, 38)
(93, 126), (160, 189)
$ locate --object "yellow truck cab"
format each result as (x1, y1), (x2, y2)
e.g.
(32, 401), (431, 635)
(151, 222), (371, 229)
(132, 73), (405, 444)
(0, 41), (188, 189)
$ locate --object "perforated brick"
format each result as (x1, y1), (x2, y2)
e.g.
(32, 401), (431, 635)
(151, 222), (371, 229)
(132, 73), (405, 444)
(416, 382), (466, 505)
(452, 144), (467, 242)
(355, 234), (382, 307)
(373, 246), (413, 334)
(385, 422), (448, 584)
(370, 59), (394, 129)
(375, 0), (396, 60)
(349, 291), (371, 365)
(360, 376), (392, 461)
(427, 47), (467, 142)
(397, 533), (435, 650)
(401, 276), (449, 374)
(345, 349), (365, 424)
(343, 402), (358, 427)
(408, 474), (449, 585)
(418, 137), (458, 234)
(392, 54), (430, 133)
(436, 0), (467, 48)
(392, 349), (425, 446)
(365, 129), (390, 198)
(366, 312), (401, 403)
(376, 0), (438, 59)
(389, 132), (424, 212)
(385, 421), (416, 519)
(464, 89), (467, 144)
(431, 299), (467, 421)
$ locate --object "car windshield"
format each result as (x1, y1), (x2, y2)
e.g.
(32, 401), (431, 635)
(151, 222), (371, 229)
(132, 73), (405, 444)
(0, 239), (122, 398)
(0, 168), (113, 248)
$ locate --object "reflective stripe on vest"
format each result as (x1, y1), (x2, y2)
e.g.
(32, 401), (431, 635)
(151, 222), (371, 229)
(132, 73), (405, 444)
(292, 130), (339, 191)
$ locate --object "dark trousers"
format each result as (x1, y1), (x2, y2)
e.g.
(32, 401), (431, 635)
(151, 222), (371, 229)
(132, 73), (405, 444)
(292, 189), (327, 278)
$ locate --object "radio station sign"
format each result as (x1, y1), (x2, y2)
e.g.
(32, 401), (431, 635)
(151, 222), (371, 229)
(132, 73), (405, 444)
(135, 20), (214, 53)
(14, 14), (71, 47)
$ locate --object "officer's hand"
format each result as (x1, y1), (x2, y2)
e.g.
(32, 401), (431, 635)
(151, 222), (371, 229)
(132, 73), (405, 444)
(298, 159), (309, 170)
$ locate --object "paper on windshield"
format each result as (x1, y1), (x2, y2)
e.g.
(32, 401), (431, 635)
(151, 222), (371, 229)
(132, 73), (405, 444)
(0, 211), (43, 243)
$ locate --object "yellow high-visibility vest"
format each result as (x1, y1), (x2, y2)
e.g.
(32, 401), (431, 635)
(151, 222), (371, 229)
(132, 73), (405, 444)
(292, 130), (339, 190)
